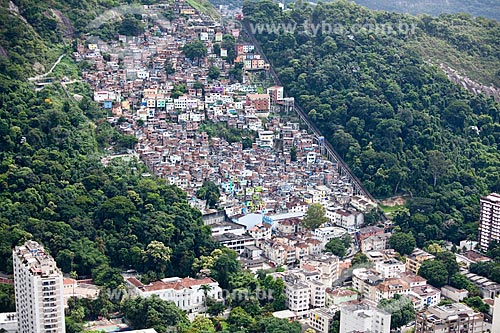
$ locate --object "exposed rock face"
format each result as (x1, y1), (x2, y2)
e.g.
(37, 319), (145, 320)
(50, 8), (75, 38)
(439, 63), (500, 102)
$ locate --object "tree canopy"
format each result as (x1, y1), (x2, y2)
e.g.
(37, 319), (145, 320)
(388, 232), (416, 256)
(378, 294), (416, 329)
(182, 39), (208, 64)
(301, 203), (329, 230)
(418, 259), (449, 288)
(244, 0), (500, 247)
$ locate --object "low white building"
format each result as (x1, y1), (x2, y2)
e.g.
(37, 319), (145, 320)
(209, 221), (246, 237)
(313, 226), (347, 243)
(441, 285), (469, 302)
(212, 232), (255, 254)
(340, 301), (391, 333)
(325, 288), (358, 307)
(375, 259), (406, 278)
(126, 276), (223, 315)
(409, 285), (441, 310)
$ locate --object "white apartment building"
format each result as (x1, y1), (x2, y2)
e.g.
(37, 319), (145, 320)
(408, 285), (441, 310)
(300, 253), (339, 287)
(340, 301), (391, 333)
(309, 307), (337, 333)
(212, 232), (255, 254)
(325, 208), (364, 230)
(247, 223), (272, 240)
(174, 96), (200, 111)
(375, 259), (406, 278)
(492, 294), (500, 333)
(13, 241), (66, 333)
(352, 268), (383, 301)
(126, 276), (222, 314)
(309, 280), (326, 308)
(478, 193), (500, 250)
(284, 279), (310, 318)
(313, 226), (347, 244)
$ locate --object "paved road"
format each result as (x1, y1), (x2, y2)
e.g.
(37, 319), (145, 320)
(28, 53), (66, 81)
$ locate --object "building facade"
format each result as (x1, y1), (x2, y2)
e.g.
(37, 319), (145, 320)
(340, 301), (391, 333)
(284, 279), (310, 318)
(13, 241), (66, 333)
(478, 193), (500, 250)
(375, 259), (406, 279)
(126, 276), (223, 314)
(415, 303), (484, 333)
(406, 248), (435, 275)
(309, 307), (336, 333)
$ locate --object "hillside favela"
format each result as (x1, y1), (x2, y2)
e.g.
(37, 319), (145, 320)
(1, 0), (500, 333)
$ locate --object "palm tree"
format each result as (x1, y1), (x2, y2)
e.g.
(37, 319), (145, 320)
(200, 284), (212, 311)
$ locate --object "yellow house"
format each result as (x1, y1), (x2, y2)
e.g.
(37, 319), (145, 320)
(180, 8), (195, 15)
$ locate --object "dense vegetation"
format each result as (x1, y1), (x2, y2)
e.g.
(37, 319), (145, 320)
(353, 0), (500, 22)
(65, 247), (295, 333)
(378, 294), (415, 329)
(0, 0), (217, 296)
(244, 0), (500, 246)
(0, 1), (320, 332)
(470, 261), (500, 284)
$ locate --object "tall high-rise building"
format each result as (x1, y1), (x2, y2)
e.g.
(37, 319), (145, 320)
(13, 240), (66, 333)
(478, 193), (500, 251)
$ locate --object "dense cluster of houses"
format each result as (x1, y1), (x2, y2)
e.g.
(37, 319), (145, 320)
(76, 0), (377, 222)
(72, 2), (500, 333)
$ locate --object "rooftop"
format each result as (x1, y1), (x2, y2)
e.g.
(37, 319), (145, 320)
(14, 240), (61, 278)
(482, 192), (500, 202)
(127, 276), (216, 292)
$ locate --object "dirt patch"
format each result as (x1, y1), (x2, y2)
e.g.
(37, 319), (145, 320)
(380, 196), (407, 207)
(0, 46), (8, 57)
(33, 62), (45, 73)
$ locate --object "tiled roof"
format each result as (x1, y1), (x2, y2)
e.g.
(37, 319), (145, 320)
(128, 277), (216, 292)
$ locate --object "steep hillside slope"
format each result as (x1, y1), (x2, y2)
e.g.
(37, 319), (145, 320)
(244, 0), (500, 246)
(0, 0), (215, 289)
(353, 0), (500, 22)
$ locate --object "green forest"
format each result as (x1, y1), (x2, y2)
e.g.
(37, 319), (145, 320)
(0, 0), (220, 279)
(243, 0), (500, 246)
(0, 0), (328, 332)
(0, 0), (218, 330)
(352, 0), (500, 22)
